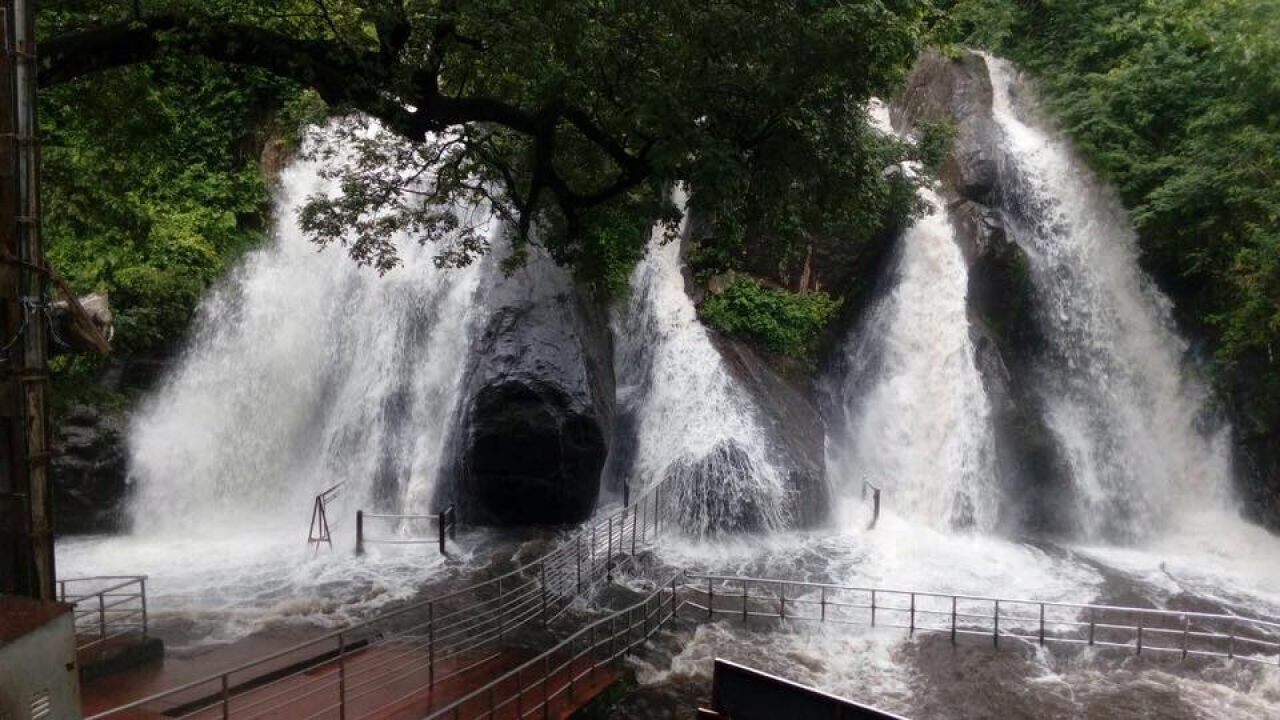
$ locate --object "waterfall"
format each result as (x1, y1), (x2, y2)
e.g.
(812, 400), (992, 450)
(984, 57), (1236, 540)
(612, 190), (790, 534)
(826, 104), (998, 531)
(127, 121), (494, 536)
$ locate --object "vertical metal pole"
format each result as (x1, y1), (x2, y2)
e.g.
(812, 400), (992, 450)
(631, 506), (638, 556)
(591, 522), (597, 581)
(1228, 628), (1235, 659)
(870, 590), (875, 627)
(1136, 620), (1143, 656)
(951, 596), (957, 646)
(1181, 616), (1189, 660)
(438, 510), (446, 554)
(779, 584), (785, 620)
(1038, 603), (1045, 646)
(541, 563), (548, 626)
(140, 577), (148, 640)
(670, 576), (678, 623)
(820, 587), (826, 622)
(337, 632), (347, 720)
(1089, 608), (1096, 646)
(910, 593), (916, 636)
(428, 601), (435, 687)
(57, 580), (64, 602)
(575, 534), (582, 594)
(606, 515), (613, 582)
(220, 675), (230, 720)
(708, 577), (714, 619)
(355, 510), (364, 556)
(98, 593), (106, 644)
(993, 600), (999, 648)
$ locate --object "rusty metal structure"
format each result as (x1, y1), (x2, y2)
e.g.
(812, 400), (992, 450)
(0, 0), (54, 600)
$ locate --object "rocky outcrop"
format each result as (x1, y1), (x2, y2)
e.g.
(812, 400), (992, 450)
(51, 404), (129, 534)
(893, 50), (1075, 534)
(453, 253), (614, 526)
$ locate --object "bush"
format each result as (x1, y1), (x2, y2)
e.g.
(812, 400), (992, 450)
(701, 277), (842, 358)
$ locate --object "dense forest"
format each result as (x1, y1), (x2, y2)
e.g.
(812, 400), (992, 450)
(38, 1), (1279, 514)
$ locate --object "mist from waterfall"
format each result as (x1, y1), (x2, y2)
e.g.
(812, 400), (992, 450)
(127, 121), (494, 537)
(612, 189), (790, 535)
(826, 104), (998, 531)
(984, 56), (1236, 540)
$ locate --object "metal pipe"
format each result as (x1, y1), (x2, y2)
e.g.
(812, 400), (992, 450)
(355, 510), (364, 556)
(993, 600), (999, 648)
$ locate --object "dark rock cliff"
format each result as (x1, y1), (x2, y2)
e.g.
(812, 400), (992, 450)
(451, 253), (615, 526)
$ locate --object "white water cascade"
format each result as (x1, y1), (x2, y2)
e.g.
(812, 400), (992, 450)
(826, 105), (999, 532)
(128, 123), (494, 535)
(612, 190), (791, 535)
(985, 57), (1237, 540)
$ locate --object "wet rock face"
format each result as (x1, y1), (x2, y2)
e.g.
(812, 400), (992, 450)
(52, 404), (129, 534)
(455, 254), (614, 526)
(892, 50), (999, 202)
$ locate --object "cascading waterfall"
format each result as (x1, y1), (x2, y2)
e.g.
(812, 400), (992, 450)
(826, 104), (999, 531)
(984, 56), (1237, 540)
(612, 189), (790, 534)
(128, 120), (494, 537)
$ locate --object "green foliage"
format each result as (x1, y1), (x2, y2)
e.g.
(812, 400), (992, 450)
(915, 119), (958, 174)
(702, 278), (843, 358)
(40, 54), (310, 354)
(945, 0), (1280, 419)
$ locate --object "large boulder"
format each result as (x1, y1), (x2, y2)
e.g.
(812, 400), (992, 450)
(453, 253), (614, 526)
(892, 50), (999, 203)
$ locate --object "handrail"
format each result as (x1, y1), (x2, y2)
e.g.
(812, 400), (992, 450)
(423, 572), (684, 719)
(683, 574), (1280, 667)
(58, 575), (148, 654)
(861, 477), (882, 530)
(89, 473), (677, 719)
(355, 504), (457, 555)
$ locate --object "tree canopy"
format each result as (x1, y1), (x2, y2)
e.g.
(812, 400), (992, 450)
(40, 1), (935, 295)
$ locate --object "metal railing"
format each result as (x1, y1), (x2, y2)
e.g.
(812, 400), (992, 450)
(682, 574), (1280, 667)
(89, 476), (677, 719)
(424, 573), (682, 719)
(356, 504), (457, 555)
(861, 477), (881, 530)
(307, 482), (344, 552)
(58, 576), (148, 653)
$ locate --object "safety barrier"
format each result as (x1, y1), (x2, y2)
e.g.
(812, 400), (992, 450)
(58, 575), (148, 653)
(681, 574), (1280, 667)
(356, 505), (457, 555)
(88, 477), (676, 719)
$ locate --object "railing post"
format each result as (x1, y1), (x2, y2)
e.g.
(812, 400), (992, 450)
(993, 600), (999, 648)
(631, 505), (638, 556)
(356, 510), (364, 556)
(1228, 627), (1235, 659)
(1089, 608), (1096, 646)
(438, 509), (446, 555)
(591, 522), (597, 581)
(951, 596), (957, 646)
(1038, 603), (1045, 646)
(708, 577), (714, 620)
(98, 593), (107, 645)
(870, 589), (876, 627)
(541, 563), (549, 627)
(338, 632), (347, 720)
(743, 581), (749, 621)
(220, 674), (230, 720)
(58, 580), (65, 602)
(427, 601), (436, 687)
(870, 487), (880, 530)
(498, 576), (505, 642)
(1137, 620), (1143, 656)
(576, 534), (583, 594)
(670, 576), (678, 623)
(910, 593), (916, 636)
(140, 577), (148, 640)
(1181, 615), (1189, 660)
(606, 515), (614, 583)
(780, 584), (786, 620)
(820, 587), (826, 622)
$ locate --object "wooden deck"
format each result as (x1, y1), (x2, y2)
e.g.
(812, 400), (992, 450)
(82, 638), (623, 719)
